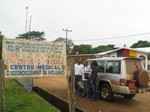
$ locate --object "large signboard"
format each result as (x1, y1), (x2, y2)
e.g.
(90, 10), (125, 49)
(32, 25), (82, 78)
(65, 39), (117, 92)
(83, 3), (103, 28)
(2, 38), (67, 78)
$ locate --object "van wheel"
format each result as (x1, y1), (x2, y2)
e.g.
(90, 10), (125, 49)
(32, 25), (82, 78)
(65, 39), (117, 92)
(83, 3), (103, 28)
(99, 84), (114, 102)
(124, 94), (136, 99)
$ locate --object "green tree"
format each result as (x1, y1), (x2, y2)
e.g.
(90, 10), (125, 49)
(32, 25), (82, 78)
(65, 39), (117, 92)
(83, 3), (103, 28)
(72, 44), (92, 54)
(90, 44), (116, 54)
(53, 37), (74, 54)
(130, 40), (150, 48)
(71, 45), (79, 54)
(16, 31), (46, 40)
(0, 31), (4, 59)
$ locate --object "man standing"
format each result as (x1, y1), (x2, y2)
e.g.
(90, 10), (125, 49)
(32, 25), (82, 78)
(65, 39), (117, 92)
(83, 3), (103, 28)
(90, 60), (99, 101)
(81, 61), (91, 98)
(74, 60), (84, 94)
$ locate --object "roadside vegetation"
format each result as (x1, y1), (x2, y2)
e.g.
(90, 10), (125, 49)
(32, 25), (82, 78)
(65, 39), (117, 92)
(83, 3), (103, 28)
(0, 79), (60, 112)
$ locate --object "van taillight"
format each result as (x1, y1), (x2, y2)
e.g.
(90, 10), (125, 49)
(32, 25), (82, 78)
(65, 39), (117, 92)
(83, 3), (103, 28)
(119, 79), (126, 86)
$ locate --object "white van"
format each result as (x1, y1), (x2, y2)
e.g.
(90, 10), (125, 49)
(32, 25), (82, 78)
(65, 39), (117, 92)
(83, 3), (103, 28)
(87, 57), (150, 101)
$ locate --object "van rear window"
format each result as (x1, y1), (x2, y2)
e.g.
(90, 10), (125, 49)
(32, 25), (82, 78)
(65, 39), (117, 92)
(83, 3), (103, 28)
(126, 59), (142, 75)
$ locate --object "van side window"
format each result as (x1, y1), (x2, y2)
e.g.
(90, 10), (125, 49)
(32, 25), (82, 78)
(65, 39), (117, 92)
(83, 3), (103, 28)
(99, 66), (104, 73)
(98, 61), (105, 66)
(106, 61), (120, 74)
(97, 61), (105, 73)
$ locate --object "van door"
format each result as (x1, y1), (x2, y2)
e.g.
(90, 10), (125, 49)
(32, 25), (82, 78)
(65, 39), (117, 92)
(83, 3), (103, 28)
(105, 60), (121, 92)
(96, 60), (106, 86)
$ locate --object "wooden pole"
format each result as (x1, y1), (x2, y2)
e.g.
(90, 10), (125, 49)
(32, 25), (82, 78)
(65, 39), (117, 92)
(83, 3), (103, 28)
(63, 28), (73, 112)
(66, 62), (71, 112)
(66, 47), (72, 112)
(0, 60), (5, 112)
(0, 61), (1, 111)
(66, 53), (75, 112)
(70, 57), (75, 112)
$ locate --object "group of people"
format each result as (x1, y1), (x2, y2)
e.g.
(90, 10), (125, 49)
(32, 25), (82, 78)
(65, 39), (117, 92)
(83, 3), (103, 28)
(74, 60), (99, 101)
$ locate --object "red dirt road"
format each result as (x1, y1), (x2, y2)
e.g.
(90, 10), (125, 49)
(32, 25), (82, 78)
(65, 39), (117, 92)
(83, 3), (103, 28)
(34, 76), (150, 112)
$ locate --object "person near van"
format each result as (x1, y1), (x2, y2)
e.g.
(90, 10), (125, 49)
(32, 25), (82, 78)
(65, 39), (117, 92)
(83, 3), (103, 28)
(81, 61), (91, 98)
(89, 60), (99, 101)
(74, 60), (84, 94)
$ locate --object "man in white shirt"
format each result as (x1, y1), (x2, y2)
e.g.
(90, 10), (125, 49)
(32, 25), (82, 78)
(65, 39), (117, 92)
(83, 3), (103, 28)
(81, 61), (91, 98)
(74, 60), (84, 94)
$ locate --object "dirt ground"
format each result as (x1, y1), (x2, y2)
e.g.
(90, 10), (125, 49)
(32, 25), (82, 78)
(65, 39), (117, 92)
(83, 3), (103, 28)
(34, 76), (150, 112)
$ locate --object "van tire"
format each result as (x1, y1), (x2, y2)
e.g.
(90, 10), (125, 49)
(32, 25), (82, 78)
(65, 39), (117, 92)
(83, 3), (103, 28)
(99, 84), (114, 102)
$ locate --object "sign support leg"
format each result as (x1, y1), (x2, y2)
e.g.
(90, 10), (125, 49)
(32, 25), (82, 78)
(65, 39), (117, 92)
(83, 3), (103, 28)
(0, 60), (5, 112)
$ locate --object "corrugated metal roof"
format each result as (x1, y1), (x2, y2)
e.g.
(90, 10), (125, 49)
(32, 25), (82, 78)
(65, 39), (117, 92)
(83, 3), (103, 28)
(95, 47), (150, 56)
(134, 47), (150, 53)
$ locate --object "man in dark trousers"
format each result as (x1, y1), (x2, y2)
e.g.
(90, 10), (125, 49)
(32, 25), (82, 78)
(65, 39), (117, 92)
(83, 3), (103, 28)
(90, 60), (99, 101)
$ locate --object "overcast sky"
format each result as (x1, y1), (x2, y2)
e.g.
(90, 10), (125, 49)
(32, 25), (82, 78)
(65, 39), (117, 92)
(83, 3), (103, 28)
(1, 0), (150, 48)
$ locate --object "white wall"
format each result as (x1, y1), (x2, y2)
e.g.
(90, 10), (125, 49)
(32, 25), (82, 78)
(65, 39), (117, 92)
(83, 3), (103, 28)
(108, 52), (117, 57)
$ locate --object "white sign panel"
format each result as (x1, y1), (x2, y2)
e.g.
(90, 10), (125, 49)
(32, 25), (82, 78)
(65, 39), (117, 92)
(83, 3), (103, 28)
(2, 38), (67, 78)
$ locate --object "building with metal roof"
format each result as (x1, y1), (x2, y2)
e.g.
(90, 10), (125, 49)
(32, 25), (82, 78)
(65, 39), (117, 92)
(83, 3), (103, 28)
(95, 47), (150, 73)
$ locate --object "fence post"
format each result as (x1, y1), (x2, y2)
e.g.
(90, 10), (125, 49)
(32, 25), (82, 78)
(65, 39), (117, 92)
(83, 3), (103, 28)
(70, 57), (75, 112)
(0, 60), (5, 112)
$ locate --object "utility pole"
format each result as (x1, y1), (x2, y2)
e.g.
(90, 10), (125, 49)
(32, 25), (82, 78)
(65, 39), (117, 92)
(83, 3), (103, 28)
(29, 16), (32, 32)
(28, 16), (32, 39)
(25, 6), (29, 32)
(62, 28), (72, 55)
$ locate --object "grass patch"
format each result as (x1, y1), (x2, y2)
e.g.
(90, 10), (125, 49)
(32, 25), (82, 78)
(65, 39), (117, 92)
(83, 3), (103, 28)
(0, 79), (60, 112)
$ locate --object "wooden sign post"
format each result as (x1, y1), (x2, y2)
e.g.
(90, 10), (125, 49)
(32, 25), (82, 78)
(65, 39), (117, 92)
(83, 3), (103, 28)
(0, 60), (5, 112)
(70, 57), (75, 112)
(67, 57), (75, 112)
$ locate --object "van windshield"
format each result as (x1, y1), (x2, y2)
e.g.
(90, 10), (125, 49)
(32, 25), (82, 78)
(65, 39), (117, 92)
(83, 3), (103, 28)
(125, 59), (142, 75)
